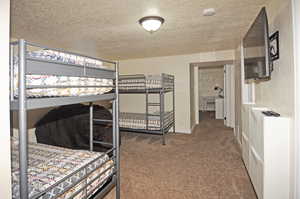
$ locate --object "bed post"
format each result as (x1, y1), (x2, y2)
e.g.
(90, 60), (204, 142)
(114, 61), (120, 199)
(89, 102), (93, 151)
(145, 82), (149, 130)
(19, 39), (29, 199)
(160, 78), (165, 145)
(173, 76), (175, 133)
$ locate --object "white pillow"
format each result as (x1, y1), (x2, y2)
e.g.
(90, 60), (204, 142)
(12, 128), (37, 143)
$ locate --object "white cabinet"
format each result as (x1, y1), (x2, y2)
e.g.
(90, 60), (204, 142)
(241, 105), (290, 199)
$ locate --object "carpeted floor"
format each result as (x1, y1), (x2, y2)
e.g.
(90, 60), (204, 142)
(104, 115), (257, 199)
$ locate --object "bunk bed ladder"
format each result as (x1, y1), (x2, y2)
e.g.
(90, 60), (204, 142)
(145, 85), (166, 145)
(145, 87), (149, 130)
(161, 74), (166, 145)
(89, 63), (120, 199)
(90, 105), (114, 149)
(173, 78), (176, 134)
(159, 89), (165, 145)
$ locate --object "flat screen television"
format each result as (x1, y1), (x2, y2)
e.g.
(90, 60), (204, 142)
(243, 7), (273, 81)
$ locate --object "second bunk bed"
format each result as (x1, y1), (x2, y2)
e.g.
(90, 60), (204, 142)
(10, 39), (120, 199)
(119, 73), (175, 145)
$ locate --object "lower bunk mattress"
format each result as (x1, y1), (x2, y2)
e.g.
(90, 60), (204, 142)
(11, 137), (114, 199)
(119, 112), (174, 131)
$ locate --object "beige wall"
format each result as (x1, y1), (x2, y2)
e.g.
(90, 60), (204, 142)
(236, 0), (295, 197)
(255, 0), (294, 118)
(0, 0), (12, 198)
(119, 50), (234, 133)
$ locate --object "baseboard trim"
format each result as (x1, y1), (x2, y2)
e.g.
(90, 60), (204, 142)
(175, 128), (192, 134)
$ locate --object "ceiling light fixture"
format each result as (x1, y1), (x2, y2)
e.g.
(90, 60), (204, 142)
(139, 16), (165, 33)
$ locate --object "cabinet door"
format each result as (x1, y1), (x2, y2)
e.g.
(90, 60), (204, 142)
(257, 159), (264, 199)
(242, 134), (250, 170)
(249, 147), (263, 199)
(250, 108), (266, 160)
(241, 106), (248, 137)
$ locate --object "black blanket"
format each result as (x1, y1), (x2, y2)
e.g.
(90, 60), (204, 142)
(35, 104), (112, 152)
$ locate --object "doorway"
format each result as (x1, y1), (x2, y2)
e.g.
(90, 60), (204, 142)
(198, 66), (224, 122)
(190, 61), (235, 129)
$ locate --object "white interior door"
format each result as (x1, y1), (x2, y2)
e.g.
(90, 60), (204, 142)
(224, 64), (235, 128)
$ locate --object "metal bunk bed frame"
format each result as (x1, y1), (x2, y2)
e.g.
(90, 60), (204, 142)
(119, 74), (175, 145)
(10, 39), (120, 199)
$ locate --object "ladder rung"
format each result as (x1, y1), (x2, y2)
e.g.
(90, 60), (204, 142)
(148, 113), (160, 116)
(147, 103), (160, 106)
(93, 140), (113, 147)
(93, 119), (113, 123)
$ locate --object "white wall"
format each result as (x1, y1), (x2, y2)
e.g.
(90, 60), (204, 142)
(119, 50), (234, 133)
(0, 0), (12, 198)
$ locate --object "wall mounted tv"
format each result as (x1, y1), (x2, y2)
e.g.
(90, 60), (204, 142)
(243, 7), (273, 81)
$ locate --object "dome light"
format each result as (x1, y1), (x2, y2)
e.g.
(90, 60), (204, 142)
(139, 16), (165, 33)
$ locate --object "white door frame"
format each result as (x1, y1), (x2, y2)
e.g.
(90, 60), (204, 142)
(194, 67), (199, 124)
(0, 0), (12, 198)
(190, 61), (234, 128)
(292, 0), (300, 198)
(224, 64), (235, 128)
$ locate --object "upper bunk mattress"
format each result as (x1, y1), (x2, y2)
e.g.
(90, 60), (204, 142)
(27, 49), (106, 69)
(13, 73), (113, 97)
(11, 137), (114, 199)
(119, 74), (173, 90)
(12, 49), (114, 97)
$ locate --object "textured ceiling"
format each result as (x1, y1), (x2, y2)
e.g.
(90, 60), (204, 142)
(11, 0), (266, 60)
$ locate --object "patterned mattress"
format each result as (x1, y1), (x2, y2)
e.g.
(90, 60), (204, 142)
(119, 112), (174, 131)
(27, 49), (105, 69)
(11, 137), (114, 199)
(119, 75), (172, 90)
(12, 49), (113, 97)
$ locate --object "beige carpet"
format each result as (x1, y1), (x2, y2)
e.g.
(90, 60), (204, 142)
(104, 116), (257, 199)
